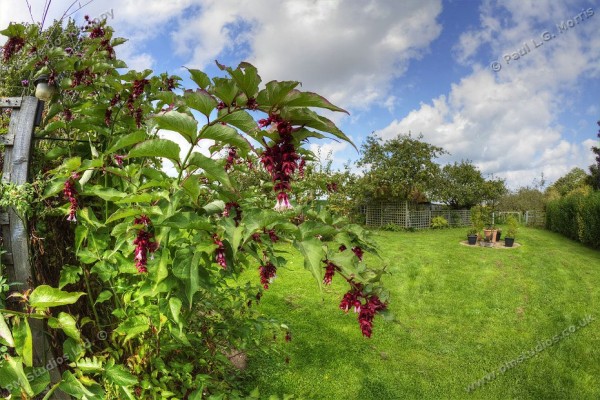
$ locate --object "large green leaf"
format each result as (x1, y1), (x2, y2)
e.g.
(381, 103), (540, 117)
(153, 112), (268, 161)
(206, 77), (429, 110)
(154, 111), (198, 144)
(160, 212), (212, 231)
(105, 364), (138, 387)
(283, 89), (349, 113)
(219, 110), (259, 138)
(58, 371), (99, 399)
(0, 313), (14, 347)
(294, 238), (325, 290)
(184, 90), (217, 118)
(107, 131), (147, 153)
(200, 123), (252, 155)
(256, 80), (300, 108)
(172, 249), (203, 307)
(59, 265), (83, 289)
(186, 68), (211, 89)
(227, 62), (261, 97)
(83, 186), (127, 201)
(114, 316), (149, 343)
(48, 312), (81, 342)
(129, 139), (181, 163)
(212, 77), (239, 106)
(29, 285), (86, 308)
(0, 355), (34, 397)
(12, 318), (33, 367)
(281, 107), (356, 149)
(187, 153), (233, 191)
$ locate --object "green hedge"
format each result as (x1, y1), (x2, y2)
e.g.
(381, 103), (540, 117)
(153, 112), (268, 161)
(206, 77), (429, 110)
(546, 191), (600, 248)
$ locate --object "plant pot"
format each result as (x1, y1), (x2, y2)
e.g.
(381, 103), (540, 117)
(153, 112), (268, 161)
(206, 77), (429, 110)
(483, 229), (498, 243)
(505, 237), (515, 247)
(496, 231), (502, 241)
(479, 241), (494, 248)
(467, 234), (477, 245)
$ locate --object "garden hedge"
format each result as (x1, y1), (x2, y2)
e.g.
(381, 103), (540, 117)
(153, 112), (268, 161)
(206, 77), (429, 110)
(546, 191), (600, 248)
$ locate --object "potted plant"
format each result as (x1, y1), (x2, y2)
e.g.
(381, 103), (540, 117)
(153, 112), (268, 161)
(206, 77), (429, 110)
(467, 227), (478, 245)
(505, 215), (518, 247)
(469, 206), (485, 244)
(480, 236), (494, 247)
(483, 225), (498, 243)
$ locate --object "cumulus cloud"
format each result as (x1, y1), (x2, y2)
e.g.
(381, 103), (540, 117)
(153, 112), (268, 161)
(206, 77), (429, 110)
(377, 1), (600, 188)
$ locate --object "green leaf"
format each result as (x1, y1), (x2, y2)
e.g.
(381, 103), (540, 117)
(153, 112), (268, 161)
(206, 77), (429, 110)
(114, 316), (149, 343)
(105, 364), (138, 387)
(95, 290), (113, 305)
(106, 208), (144, 224)
(186, 68), (211, 89)
(73, 356), (104, 373)
(219, 110), (258, 138)
(201, 123), (252, 156)
(169, 297), (183, 324)
(172, 249), (203, 307)
(129, 139), (181, 163)
(0, 355), (34, 396)
(160, 212), (212, 231)
(151, 250), (169, 288)
(59, 265), (83, 289)
(59, 371), (97, 398)
(228, 62), (261, 97)
(282, 90), (349, 113)
(212, 77), (239, 106)
(184, 90), (217, 118)
(29, 285), (86, 308)
(294, 238), (325, 290)
(107, 131), (147, 153)
(256, 80), (300, 108)
(0, 313), (14, 347)
(48, 312), (81, 342)
(12, 318), (33, 367)
(154, 111), (198, 144)
(182, 175), (201, 201)
(187, 153), (232, 191)
(43, 178), (67, 199)
(83, 186), (127, 201)
(281, 108), (356, 150)
(115, 193), (155, 204)
(203, 200), (225, 215)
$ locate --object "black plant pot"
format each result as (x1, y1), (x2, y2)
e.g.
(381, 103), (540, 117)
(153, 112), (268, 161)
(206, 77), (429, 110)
(505, 237), (515, 247)
(467, 234), (477, 245)
(496, 231), (502, 241)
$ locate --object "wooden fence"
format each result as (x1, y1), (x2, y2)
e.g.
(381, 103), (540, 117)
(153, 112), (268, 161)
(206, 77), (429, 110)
(364, 200), (471, 229)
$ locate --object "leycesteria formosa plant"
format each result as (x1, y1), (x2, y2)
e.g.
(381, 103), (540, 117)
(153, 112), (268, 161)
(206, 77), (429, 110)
(0, 19), (390, 399)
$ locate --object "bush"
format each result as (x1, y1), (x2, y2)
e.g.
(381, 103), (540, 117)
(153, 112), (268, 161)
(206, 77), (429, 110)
(431, 216), (449, 229)
(546, 191), (600, 248)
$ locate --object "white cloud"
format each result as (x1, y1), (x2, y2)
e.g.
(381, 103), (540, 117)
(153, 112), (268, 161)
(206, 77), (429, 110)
(377, 1), (600, 189)
(171, 0), (443, 111)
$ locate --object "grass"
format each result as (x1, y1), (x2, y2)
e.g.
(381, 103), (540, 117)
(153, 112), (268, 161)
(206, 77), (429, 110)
(239, 227), (600, 399)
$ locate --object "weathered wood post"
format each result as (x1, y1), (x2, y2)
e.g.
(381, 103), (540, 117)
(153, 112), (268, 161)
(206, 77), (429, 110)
(1, 96), (68, 398)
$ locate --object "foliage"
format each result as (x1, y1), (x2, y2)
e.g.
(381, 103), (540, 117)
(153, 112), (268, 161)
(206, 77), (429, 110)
(356, 133), (446, 201)
(546, 167), (590, 197)
(432, 160), (483, 209)
(546, 191), (600, 248)
(430, 216), (449, 229)
(0, 19), (389, 399)
(470, 205), (489, 234)
(588, 120), (600, 190)
(498, 186), (546, 212)
(505, 215), (519, 238)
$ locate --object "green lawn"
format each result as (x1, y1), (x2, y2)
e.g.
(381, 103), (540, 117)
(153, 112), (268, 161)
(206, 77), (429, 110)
(240, 227), (600, 399)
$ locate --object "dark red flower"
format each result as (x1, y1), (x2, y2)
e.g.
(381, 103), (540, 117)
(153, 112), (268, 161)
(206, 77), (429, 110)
(1, 36), (25, 62)
(339, 284), (387, 338)
(63, 177), (79, 222)
(352, 246), (364, 261)
(213, 234), (227, 269)
(323, 261), (339, 285)
(133, 217), (158, 273)
(259, 261), (277, 289)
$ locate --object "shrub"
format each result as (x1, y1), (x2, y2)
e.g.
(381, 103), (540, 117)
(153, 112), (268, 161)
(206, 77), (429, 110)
(506, 215), (519, 238)
(431, 216), (449, 229)
(546, 191), (600, 248)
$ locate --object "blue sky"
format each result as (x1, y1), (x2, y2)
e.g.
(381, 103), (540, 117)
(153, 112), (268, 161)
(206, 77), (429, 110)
(2, 0), (599, 189)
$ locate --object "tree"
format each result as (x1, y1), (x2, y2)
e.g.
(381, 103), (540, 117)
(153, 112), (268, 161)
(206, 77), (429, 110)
(431, 160), (485, 209)
(588, 120), (600, 190)
(356, 133), (446, 200)
(546, 167), (590, 197)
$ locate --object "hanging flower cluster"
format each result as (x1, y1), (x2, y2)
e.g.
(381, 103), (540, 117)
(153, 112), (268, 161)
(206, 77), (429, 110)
(105, 94), (121, 126)
(223, 202), (242, 226)
(259, 261), (277, 289)
(225, 147), (238, 171)
(213, 234), (227, 269)
(126, 79), (149, 128)
(63, 174), (79, 222)
(1, 35), (25, 62)
(339, 284), (387, 338)
(323, 260), (339, 285)
(352, 246), (364, 261)
(133, 215), (158, 273)
(259, 114), (301, 211)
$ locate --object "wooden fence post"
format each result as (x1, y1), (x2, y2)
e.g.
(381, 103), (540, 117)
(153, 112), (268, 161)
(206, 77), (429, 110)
(1, 96), (68, 398)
